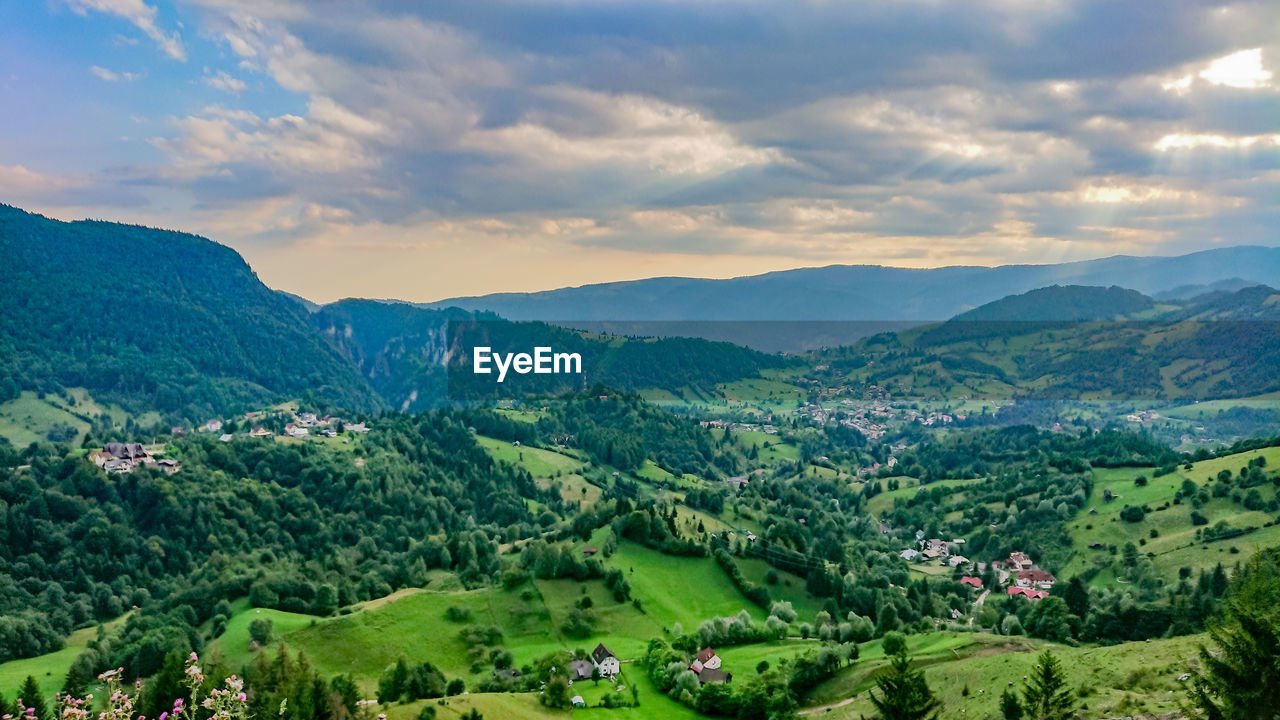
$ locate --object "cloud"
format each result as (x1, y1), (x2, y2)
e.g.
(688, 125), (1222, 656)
(64, 0), (185, 60)
(204, 70), (246, 94)
(14, 0), (1280, 301)
(90, 65), (138, 82)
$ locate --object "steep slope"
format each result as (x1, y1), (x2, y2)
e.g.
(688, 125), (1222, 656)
(0, 205), (380, 419)
(314, 299), (787, 411)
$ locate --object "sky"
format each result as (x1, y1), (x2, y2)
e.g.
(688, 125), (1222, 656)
(1, 0), (1278, 303)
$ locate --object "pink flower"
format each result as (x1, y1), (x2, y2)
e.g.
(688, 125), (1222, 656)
(159, 713), (168, 720)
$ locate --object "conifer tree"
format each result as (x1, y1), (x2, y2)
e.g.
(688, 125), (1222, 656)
(1189, 550), (1280, 717)
(1021, 650), (1076, 720)
(867, 647), (941, 720)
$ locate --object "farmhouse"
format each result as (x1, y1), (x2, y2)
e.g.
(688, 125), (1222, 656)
(690, 647), (721, 673)
(592, 643), (620, 677)
(948, 555), (970, 568)
(960, 576), (983, 588)
(1007, 552), (1034, 571)
(203, 419), (223, 433)
(1007, 586), (1048, 600)
(900, 549), (920, 562)
(726, 476), (749, 489)
(1016, 570), (1056, 589)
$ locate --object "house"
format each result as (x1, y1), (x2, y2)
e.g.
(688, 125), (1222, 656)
(1007, 552), (1034, 572)
(87, 450), (114, 467)
(285, 424), (310, 439)
(297, 412), (319, 427)
(571, 696), (585, 709)
(582, 547), (598, 557)
(1007, 586), (1048, 600)
(948, 555), (970, 568)
(249, 426), (273, 438)
(923, 539), (949, 557)
(203, 419), (223, 433)
(960, 576), (982, 588)
(726, 476), (749, 489)
(1016, 570), (1056, 589)
(690, 648), (721, 673)
(591, 644), (620, 677)
(219, 434), (234, 443)
(157, 459), (181, 475)
(103, 443), (149, 461)
(347, 422), (370, 434)
(900, 549), (920, 562)
(171, 427), (185, 437)
(570, 659), (594, 681)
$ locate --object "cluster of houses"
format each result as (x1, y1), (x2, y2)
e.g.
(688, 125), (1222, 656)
(560, 643), (730, 708)
(197, 411), (371, 443)
(89, 443), (180, 475)
(900, 535), (970, 568)
(698, 420), (779, 436)
(1126, 409), (1161, 423)
(900, 542), (1057, 601)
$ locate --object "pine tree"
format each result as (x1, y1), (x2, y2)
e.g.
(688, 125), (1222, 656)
(1000, 687), (1023, 720)
(867, 647), (941, 720)
(1021, 650), (1076, 720)
(1189, 550), (1280, 718)
(18, 676), (47, 720)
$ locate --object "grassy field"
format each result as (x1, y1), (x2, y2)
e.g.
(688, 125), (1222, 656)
(477, 436), (586, 478)
(717, 378), (806, 414)
(734, 557), (826, 621)
(1061, 446), (1280, 584)
(0, 613), (133, 705)
(722, 430), (801, 464)
(864, 476), (985, 518)
(0, 388), (160, 447)
(808, 632), (1203, 720)
(1164, 391), (1280, 419)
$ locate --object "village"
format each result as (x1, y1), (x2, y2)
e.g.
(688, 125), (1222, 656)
(87, 409), (371, 474)
(900, 537), (1057, 603)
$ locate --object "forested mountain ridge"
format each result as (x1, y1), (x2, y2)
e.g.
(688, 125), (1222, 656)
(0, 205), (381, 419)
(816, 284), (1280, 402)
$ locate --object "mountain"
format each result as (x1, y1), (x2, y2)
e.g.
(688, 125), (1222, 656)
(816, 284), (1280, 402)
(422, 246), (1280, 350)
(943, 285), (1155, 323)
(0, 205), (380, 419)
(1152, 277), (1263, 302)
(314, 299), (787, 411)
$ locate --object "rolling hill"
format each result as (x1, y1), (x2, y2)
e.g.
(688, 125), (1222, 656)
(819, 284), (1280, 403)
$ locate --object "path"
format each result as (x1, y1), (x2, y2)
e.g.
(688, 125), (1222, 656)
(798, 695), (857, 716)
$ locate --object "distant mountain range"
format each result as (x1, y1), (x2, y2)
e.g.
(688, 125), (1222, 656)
(420, 247), (1280, 350)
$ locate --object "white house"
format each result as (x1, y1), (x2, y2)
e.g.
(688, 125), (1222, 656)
(591, 643), (620, 677)
(691, 648), (721, 673)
